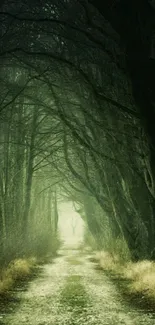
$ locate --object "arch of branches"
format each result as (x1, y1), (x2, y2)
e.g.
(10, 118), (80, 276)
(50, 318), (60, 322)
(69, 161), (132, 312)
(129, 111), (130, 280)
(0, 0), (155, 262)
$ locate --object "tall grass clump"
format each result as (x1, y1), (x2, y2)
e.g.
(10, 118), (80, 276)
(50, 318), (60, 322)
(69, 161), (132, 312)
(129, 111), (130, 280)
(0, 230), (62, 296)
(96, 238), (155, 302)
(0, 257), (36, 296)
(123, 260), (155, 299)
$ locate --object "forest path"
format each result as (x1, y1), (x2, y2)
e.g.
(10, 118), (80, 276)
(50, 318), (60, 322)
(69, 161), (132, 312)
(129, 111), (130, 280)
(1, 247), (155, 325)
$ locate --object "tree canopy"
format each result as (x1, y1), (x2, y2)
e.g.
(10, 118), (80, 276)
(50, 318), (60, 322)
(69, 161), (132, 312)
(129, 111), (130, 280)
(0, 0), (155, 262)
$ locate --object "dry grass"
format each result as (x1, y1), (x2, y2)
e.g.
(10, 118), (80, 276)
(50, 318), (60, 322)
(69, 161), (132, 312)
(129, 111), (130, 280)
(124, 260), (155, 298)
(96, 250), (155, 301)
(96, 251), (124, 274)
(0, 277), (14, 294)
(0, 257), (37, 295)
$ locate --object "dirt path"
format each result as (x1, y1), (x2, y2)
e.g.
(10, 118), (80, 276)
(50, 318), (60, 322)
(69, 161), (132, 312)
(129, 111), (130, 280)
(1, 248), (155, 325)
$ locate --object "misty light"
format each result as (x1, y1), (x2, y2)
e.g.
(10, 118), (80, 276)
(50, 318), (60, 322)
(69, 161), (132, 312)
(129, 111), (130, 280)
(58, 202), (85, 248)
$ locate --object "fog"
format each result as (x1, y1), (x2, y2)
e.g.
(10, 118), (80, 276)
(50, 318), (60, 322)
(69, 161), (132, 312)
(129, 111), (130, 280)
(58, 202), (85, 248)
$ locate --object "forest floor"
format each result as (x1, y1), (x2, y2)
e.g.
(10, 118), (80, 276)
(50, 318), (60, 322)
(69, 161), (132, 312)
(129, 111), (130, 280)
(0, 247), (155, 325)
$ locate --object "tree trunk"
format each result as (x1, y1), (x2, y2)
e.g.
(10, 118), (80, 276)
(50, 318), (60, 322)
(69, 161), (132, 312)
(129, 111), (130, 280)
(22, 106), (38, 243)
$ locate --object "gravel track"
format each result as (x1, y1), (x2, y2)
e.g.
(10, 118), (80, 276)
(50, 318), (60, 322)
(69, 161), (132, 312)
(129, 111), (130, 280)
(1, 248), (155, 325)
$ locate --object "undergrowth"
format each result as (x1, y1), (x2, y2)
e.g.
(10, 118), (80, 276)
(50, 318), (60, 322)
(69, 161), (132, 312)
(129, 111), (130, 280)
(85, 230), (155, 306)
(0, 257), (37, 296)
(96, 250), (155, 304)
(0, 232), (62, 296)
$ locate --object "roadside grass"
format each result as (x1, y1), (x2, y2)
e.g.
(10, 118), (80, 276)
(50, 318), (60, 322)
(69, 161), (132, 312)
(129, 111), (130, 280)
(0, 258), (37, 296)
(95, 250), (155, 308)
(0, 231), (62, 297)
(124, 260), (155, 298)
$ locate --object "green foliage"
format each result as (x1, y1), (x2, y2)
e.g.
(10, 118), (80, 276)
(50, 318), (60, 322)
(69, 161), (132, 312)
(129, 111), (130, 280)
(83, 227), (99, 251)
(83, 223), (131, 263)
(109, 237), (131, 262)
(30, 230), (62, 258)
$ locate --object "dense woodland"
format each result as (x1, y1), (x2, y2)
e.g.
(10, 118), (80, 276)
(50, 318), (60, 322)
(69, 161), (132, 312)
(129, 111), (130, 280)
(0, 0), (155, 264)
